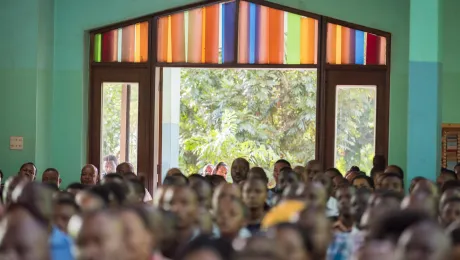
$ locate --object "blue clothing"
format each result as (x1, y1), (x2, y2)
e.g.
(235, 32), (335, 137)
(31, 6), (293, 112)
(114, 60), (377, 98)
(327, 232), (351, 260)
(50, 226), (74, 260)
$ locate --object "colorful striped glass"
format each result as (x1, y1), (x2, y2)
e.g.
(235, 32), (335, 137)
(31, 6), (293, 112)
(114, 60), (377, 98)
(326, 23), (386, 65)
(238, 1), (318, 64)
(157, 1), (317, 65)
(94, 21), (149, 63)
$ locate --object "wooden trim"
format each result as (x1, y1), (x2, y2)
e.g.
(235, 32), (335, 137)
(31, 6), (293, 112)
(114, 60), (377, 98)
(443, 124), (460, 129)
(317, 17), (327, 166)
(244, 0), (321, 19)
(323, 16), (391, 37)
(91, 18), (151, 34)
(325, 64), (387, 70)
(91, 62), (149, 68)
(153, 63), (318, 69)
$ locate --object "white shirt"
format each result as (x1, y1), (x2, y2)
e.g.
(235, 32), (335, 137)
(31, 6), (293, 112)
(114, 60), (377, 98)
(143, 188), (153, 202)
(327, 196), (339, 217)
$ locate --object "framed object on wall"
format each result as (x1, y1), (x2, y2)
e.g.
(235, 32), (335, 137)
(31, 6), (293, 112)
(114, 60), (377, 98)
(442, 123), (460, 170)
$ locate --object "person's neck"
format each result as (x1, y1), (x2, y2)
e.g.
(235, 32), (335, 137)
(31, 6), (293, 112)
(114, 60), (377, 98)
(249, 207), (264, 224)
(176, 225), (195, 244)
(221, 231), (239, 241)
(339, 214), (353, 228)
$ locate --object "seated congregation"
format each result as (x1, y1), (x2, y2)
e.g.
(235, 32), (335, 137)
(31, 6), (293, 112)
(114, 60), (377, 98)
(0, 157), (459, 260)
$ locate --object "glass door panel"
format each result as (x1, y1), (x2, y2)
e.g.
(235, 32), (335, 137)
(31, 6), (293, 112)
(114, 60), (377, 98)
(334, 85), (377, 173)
(100, 82), (139, 176)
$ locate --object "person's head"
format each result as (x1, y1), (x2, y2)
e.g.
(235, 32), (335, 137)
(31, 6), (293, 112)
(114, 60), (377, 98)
(455, 163), (460, 178)
(385, 165), (404, 179)
(401, 192), (437, 218)
(0, 204), (50, 260)
(75, 185), (112, 212)
(208, 175), (227, 191)
(75, 209), (128, 260)
(368, 209), (432, 246)
(408, 176), (426, 194)
(351, 188), (371, 227)
(373, 155), (386, 170)
(278, 168), (300, 193)
(295, 209), (331, 259)
(441, 197), (460, 228)
(313, 174), (332, 198)
(118, 207), (153, 260)
(395, 221), (451, 260)
(116, 162), (135, 174)
(102, 173), (124, 184)
(166, 168), (182, 177)
(242, 178), (268, 210)
(293, 166), (307, 183)
(305, 160), (321, 181)
(188, 174), (205, 186)
(66, 182), (86, 196)
(273, 159), (291, 183)
(170, 186), (199, 230)
(449, 226), (460, 260)
(212, 183), (242, 211)
(126, 178), (146, 204)
(331, 175), (347, 197)
(336, 184), (355, 218)
(13, 182), (55, 227)
(351, 174), (374, 191)
(305, 181), (327, 209)
(190, 178), (212, 209)
(81, 164), (99, 185)
(412, 179), (439, 197)
(438, 169), (457, 189)
(380, 172), (404, 195)
(248, 167), (269, 185)
(345, 171), (360, 182)
(163, 173), (189, 186)
(103, 155), (118, 174)
(324, 168), (342, 180)
(0, 169), (3, 183)
(267, 223), (313, 260)
(18, 162), (37, 181)
(176, 236), (234, 260)
(234, 236), (285, 260)
(370, 167), (385, 189)
(231, 158), (250, 184)
(214, 162), (228, 178)
(440, 186), (460, 211)
(216, 197), (248, 239)
(202, 164), (214, 176)
(362, 190), (404, 230)
(53, 196), (80, 234)
(41, 168), (62, 188)
(2, 176), (28, 206)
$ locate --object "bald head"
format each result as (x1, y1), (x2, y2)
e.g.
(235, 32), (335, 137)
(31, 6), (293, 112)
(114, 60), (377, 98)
(116, 162), (135, 174)
(81, 164), (99, 185)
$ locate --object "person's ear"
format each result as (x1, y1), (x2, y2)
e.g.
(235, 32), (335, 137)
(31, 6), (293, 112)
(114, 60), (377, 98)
(59, 178), (62, 184)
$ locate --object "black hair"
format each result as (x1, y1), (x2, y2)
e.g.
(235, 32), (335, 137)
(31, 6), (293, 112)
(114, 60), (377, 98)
(374, 189), (405, 202)
(128, 178), (146, 200)
(43, 182), (60, 192)
(387, 165), (404, 178)
(349, 166), (360, 172)
(368, 209), (432, 244)
(441, 197), (460, 209)
(103, 182), (128, 205)
(370, 167), (384, 179)
(380, 172), (404, 186)
(176, 235), (234, 260)
(232, 158), (250, 170)
(351, 175), (375, 189)
(163, 173), (189, 186)
(188, 174), (205, 181)
(20, 162), (37, 172)
(87, 185), (111, 205)
(104, 173), (124, 181)
(441, 168), (458, 180)
(325, 168), (342, 178)
(103, 155), (118, 165)
(442, 180), (460, 194)
(66, 182), (86, 191)
(248, 167), (269, 184)
(121, 171), (138, 180)
(56, 196), (80, 212)
(0, 169), (4, 180)
(279, 167), (295, 175)
(275, 159), (291, 168)
(272, 223), (314, 253)
(44, 168), (59, 175)
(450, 227), (460, 245)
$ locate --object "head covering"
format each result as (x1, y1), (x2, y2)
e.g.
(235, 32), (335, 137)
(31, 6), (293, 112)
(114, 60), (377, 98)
(261, 200), (307, 229)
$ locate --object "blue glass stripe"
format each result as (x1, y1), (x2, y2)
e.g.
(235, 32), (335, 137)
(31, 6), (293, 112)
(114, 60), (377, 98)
(222, 2), (236, 63)
(355, 30), (364, 65)
(249, 3), (257, 63)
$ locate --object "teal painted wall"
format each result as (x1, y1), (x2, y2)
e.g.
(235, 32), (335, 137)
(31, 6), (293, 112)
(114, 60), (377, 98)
(0, 0), (54, 180)
(0, 0), (409, 186)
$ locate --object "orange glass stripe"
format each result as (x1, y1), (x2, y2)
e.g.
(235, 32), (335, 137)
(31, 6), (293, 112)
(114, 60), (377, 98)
(204, 5), (220, 63)
(157, 17), (169, 62)
(257, 5), (269, 64)
(326, 23), (337, 64)
(340, 27), (354, 64)
(379, 37), (386, 64)
(167, 16), (172, 62)
(121, 25), (135, 62)
(139, 22), (149, 62)
(135, 24), (141, 62)
(300, 17), (315, 64)
(314, 20), (318, 64)
(268, 8), (284, 64)
(335, 25), (342, 64)
(201, 8), (206, 63)
(238, 1), (249, 63)
(171, 13), (186, 63)
(188, 9), (203, 63)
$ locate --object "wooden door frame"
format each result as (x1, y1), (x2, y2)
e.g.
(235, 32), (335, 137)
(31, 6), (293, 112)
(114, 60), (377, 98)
(89, 67), (153, 189)
(322, 69), (389, 170)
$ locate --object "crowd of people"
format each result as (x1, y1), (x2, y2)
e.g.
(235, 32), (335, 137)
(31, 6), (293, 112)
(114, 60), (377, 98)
(0, 156), (460, 260)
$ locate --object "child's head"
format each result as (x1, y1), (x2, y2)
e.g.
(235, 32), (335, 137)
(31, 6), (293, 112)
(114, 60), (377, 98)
(278, 168), (300, 192)
(170, 186), (198, 230)
(409, 176), (426, 193)
(384, 165), (404, 179)
(247, 167), (269, 185)
(267, 223), (312, 260)
(216, 198), (248, 239)
(370, 167), (385, 189)
(441, 197), (460, 227)
(242, 178), (268, 210)
(380, 173), (404, 195)
(212, 183), (242, 212)
(438, 169), (457, 190)
(273, 160), (291, 183)
(53, 195), (80, 234)
(401, 192), (437, 218)
(351, 188), (371, 227)
(231, 158), (250, 184)
(176, 236), (233, 260)
(351, 175), (374, 191)
(189, 178), (212, 209)
(305, 160), (321, 181)
(336, 184), (355, 218)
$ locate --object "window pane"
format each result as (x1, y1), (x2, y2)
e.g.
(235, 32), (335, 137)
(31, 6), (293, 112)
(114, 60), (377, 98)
(161, 68), (317, 183)
(334, 86), (376, 174)
(101, 82), (139, 176)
